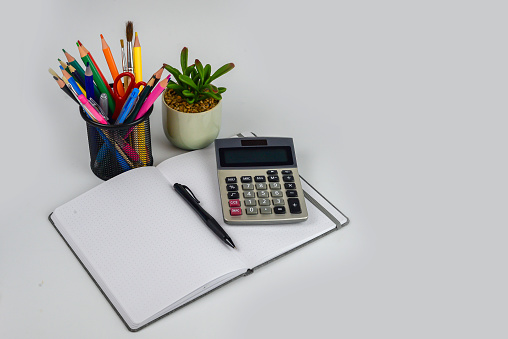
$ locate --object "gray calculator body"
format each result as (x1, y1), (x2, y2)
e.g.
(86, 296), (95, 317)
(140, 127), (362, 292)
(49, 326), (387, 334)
(215, 137), (308, 225)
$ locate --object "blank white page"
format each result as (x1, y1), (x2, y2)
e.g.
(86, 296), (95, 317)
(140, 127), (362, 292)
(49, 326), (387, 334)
(156, 145), (337, 268)
(52, 166), (247, 328)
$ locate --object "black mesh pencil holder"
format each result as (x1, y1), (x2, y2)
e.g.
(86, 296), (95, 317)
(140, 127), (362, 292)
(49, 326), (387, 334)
(79, 105), (154, 180)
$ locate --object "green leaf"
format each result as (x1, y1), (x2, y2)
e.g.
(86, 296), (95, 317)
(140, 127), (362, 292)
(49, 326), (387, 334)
(182, 89), (195, 97)
(180, 47), (188, 73)
(195, 59), (205, 83)
(164, 64), (184, 86)
(203, 91), (222, 100)
(184, 64), (195, 76)
(186, 97), (195, 104)
(192, 72), (201, 88)
(205, 84), (218, 93)
(206, 63), (235, 85)
(166, 82), (184, 91)
(218, 87), (227, 94)
(203, 64), (211, 82)
(179, 74), (199, 91)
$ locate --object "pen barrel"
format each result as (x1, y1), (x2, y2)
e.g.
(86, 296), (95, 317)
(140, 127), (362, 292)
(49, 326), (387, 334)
(204, 218), (223, 237)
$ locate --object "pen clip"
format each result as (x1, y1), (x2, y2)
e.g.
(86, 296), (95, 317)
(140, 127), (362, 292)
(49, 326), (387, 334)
(181, 185), (200, 204)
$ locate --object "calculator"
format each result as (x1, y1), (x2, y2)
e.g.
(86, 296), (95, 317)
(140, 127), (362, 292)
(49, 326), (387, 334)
(215, 137), (308, 225)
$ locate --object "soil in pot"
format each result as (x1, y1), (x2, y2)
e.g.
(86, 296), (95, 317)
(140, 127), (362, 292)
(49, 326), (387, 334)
(164, 89), (220, 113)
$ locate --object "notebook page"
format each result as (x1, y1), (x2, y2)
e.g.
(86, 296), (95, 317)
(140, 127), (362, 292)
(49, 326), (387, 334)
(156, 146), (337, 269)
(52, 166), (247, 328)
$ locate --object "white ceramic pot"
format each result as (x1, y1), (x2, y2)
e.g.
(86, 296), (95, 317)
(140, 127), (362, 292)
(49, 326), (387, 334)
(162, 89), (222, 150)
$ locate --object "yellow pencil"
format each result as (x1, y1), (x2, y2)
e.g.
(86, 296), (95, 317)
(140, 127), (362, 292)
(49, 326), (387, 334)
(68, 65), (86, 96)
(133, 32), (143, 87)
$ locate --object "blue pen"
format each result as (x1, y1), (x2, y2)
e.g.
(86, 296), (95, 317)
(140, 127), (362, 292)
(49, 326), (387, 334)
(60, 65), (83, 96)
(115, 88), (139, 125)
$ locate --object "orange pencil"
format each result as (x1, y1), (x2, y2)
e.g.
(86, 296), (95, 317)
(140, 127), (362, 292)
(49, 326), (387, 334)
(101, 34), (124, 96)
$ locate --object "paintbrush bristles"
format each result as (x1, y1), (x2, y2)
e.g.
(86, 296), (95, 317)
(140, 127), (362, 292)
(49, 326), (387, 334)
(120, 39), (124, 48)
(126, 21), (133, 42)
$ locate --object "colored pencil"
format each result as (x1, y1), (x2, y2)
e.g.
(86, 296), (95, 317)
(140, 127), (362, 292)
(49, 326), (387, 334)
(60, 66), (84, 96)
(79, 41), (114, 94)
(78, 42), (115, 116)
(58, 58), (70, 73)
(124, 77), (154, 124)
(68, 64), (85, 88)
(49, 68), (78, 104)
(101, 34), (124, 96)
(85, 63), (96, 102)
(63, 48), (100, 99)
(136, 77), (169, 120)
(151, 66), (164, 87)
(133, 32), (142, 87)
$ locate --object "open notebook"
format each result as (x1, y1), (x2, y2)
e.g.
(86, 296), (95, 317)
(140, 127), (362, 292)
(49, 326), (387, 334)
(49, 134), (349, 331)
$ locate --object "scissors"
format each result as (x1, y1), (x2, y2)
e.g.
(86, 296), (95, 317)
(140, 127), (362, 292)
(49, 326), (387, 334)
(112, 72), (146, 121)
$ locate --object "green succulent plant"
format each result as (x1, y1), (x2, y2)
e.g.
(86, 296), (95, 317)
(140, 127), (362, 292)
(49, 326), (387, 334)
(163, 47), (235, 104)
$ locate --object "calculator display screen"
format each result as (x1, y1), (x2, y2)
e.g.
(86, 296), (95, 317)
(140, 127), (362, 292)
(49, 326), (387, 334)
(220, 146), (294, 167)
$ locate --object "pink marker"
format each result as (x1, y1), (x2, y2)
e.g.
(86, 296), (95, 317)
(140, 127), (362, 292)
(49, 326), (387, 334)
(78, 95), (108, 125)
(135, 77), (169, 120)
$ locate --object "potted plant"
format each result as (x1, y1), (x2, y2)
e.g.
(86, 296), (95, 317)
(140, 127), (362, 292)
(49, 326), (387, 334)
(162, 47), (235, 150)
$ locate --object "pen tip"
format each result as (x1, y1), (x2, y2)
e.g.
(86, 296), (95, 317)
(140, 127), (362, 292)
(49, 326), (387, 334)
(225, 238), (236, 249)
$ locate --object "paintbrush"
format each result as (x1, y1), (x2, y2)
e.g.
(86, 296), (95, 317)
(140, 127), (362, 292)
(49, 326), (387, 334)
(125, 21), (134, 91)
(126, 21), (134, 74)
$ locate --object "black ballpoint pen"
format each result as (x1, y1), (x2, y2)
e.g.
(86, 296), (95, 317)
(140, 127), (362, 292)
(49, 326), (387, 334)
(173, 183), (236, 249)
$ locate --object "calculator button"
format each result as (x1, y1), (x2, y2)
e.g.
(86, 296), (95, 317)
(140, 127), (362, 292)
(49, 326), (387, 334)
(272, 198), (284, 205)
(288, 198), (302, 214)
(274, 206), (286, 214)
(259, 198), (271, 206)
(282, 175), (294, 182)
(271, 190), (283, 197)
(257, 190), (269, 198)
(267, 175), (279, 182)
(230, 208), (242, 216)
(241, 176), (252, 183)
(229, 199), (241, 207)
(255, 183), (267, 190)
(254, 176), (266, 182)
(267, 170), (278, 175)
(225, 177), (237, 183)
(284, 183), (296, 189)
(243, 191), (255, 198)
(260, 207), (272, 214)
(244, 199), (257, 206)
(242, 183), (254, 190)
(226, 184), (238, 191)
(269, 183), (281, 190)
(282, 170), (293, 175)
(246, 207), (258, 215)
(228, 192), (239, 199)
(286, 190), (298, 197)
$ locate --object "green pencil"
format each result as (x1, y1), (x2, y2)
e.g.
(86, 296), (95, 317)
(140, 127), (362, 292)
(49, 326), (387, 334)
(63, 49), (100, 99)
(77, 43), (115, 115)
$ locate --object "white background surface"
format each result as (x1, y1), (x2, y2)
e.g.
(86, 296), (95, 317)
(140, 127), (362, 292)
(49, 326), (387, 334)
(1, 0), (507, 338)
